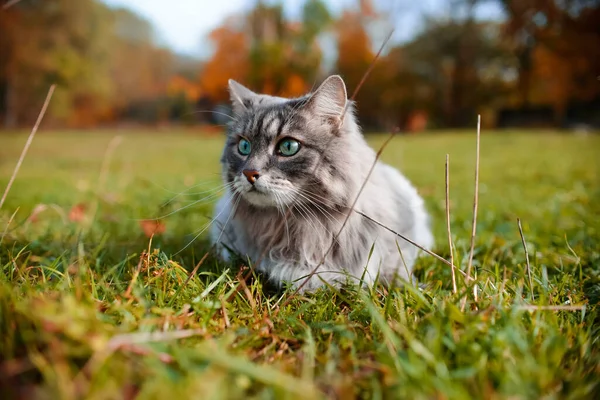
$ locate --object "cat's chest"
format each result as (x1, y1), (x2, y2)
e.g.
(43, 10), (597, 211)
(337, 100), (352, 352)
(233, 210), (333, 256)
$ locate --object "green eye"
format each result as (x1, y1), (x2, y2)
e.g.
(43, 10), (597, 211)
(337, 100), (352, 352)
(238, 138), (251, 155)
(278, 138), (300, 156)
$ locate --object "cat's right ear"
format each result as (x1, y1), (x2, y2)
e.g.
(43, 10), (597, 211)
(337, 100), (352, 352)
(305, 75), (347, 126)
(228, 79), (258, 116)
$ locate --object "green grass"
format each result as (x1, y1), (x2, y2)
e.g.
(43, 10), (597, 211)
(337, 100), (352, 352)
(1, 129), (599, 399)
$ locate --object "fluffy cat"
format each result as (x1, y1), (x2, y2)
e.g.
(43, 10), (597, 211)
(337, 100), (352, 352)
(210, 75), (434, 292)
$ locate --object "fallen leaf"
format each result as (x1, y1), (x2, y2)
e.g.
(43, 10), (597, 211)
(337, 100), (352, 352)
(139, 220), (166, 237)
(69, 203), (87, 222)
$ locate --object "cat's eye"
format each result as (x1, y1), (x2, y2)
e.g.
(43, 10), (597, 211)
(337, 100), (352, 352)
(278, 138), (300, 157)
(238, 138), (251, 155)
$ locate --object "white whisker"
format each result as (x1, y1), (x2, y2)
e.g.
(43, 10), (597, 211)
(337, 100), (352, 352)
(135, 190), (227, 221)
(173, 194), (237, 256)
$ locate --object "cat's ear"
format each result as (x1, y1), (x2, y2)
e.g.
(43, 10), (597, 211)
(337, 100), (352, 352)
(228, 79), (258, 115)
(307, 75), (347, 124)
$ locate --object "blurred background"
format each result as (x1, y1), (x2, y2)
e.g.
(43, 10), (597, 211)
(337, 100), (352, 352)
(0, 0), (599, 132)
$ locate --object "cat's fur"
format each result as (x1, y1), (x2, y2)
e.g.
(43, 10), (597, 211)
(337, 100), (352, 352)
(210, 75), (434, 292)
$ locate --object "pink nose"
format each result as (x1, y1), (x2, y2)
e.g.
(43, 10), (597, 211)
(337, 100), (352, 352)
(242, 169), (260, 184)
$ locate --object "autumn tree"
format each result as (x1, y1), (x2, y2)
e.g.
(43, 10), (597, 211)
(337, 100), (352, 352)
(199, 16), (250, 104)
(247, 1), (332, 96)
(199, 0), (332, 104)
(499, 0), (600, 120)
(0, 0), (114, 127)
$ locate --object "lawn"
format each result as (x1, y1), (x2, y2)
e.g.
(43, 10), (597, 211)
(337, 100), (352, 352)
(0, 129), (599, 399)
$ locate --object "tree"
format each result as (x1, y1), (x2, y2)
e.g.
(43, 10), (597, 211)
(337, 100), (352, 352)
(334, 9), (378, 127)
(200, 16), (250, 103)
(499, 0), (600, 113)
(0, 0), (114, 127)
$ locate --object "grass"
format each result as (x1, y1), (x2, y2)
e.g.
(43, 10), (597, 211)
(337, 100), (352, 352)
(0, 129), (599, 399)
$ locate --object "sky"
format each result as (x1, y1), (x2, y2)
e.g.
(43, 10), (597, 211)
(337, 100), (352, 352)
(101, 0), (504, 58)
(101, 0), (351, 57)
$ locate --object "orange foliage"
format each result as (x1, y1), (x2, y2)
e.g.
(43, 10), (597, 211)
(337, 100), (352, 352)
(139, 220), (166, 238)
(68, 203), (87, 223)
(168, 75), (202, 101)
(407, 111), (428, 133)
(359, 0), (377, 18)
(531, 45), (571, 115)
(200, 23), (249, 103)
(280, 74), (308, 98)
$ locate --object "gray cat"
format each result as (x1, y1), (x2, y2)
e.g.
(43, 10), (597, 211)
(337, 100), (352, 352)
(210, 75), (434, 292)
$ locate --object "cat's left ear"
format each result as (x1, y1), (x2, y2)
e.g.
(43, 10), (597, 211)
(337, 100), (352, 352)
(306, 75), (347, 125)
(228, 79), (259, 116)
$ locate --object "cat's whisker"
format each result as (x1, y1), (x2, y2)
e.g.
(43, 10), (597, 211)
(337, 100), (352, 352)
(293, 194), (337, 227)
(213, 194), (241, 246)
(159, 181), (234, 209)
(298, 192), (340, 222)
(181, 182), (235, 196)
(137, 189), (228, 221)
(291, 204), (319, 238)
(172, 194), (238, 256)
(189, 109), (236, 121)
(292, 199), (338, 243)
(274, 191), (291, 248)
(299, 188), (348, 210)
(290, 188), (341, 225)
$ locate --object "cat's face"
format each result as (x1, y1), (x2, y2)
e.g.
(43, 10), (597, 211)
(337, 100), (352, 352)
(221, 76), (351, 209)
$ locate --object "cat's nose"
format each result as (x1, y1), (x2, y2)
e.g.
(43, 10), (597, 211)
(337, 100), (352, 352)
(242, 169), (260, 184)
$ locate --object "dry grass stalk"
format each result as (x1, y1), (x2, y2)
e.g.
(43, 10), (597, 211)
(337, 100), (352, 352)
(0, 84), (56, 211)
(517, 218), (534, 300)
(355, 210), (466, 278)
(180, 252), (210, 290)
(0, 207), (19, 246)
(462, 114), (481, 310)
(445, 154), (457, 294)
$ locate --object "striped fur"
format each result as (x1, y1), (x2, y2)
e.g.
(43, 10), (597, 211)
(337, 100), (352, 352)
(210, 75), (434, 292)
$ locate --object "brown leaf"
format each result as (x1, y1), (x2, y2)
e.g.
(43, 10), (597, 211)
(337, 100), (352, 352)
(139, 220), (166, 237)
(69, 203), (87, 222)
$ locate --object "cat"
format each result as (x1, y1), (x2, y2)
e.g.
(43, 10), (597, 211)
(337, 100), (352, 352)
(210, 75), (434, 292)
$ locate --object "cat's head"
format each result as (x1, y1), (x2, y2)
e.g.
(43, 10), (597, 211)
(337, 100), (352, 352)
(221, 75), (362, 209)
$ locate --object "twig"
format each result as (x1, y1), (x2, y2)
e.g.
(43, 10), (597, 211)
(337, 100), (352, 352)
(166, 252), (210, 307)
(517, 218), (534, 300)
(445, 154), (457, 294)
(220, 297), (231, 328)
(0, 207), (19, 246)
(349, 30), (394, 103)
(2, 0), (22, 10)
(0, 84), (55, 211)
(462, 114), (481, 310)
(355, 210), (466, 278)
(175, 253), (209, 292)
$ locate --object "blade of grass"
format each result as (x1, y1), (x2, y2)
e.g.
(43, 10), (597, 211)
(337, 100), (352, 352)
(0, 84), (56, 211)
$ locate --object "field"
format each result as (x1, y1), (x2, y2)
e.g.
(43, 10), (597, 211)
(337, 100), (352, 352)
(1, 129), (599, 399)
